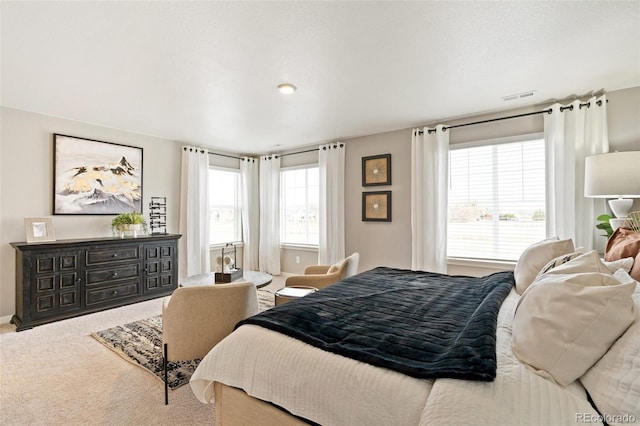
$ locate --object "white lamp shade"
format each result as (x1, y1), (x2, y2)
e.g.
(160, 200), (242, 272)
(584, 151), (640, 198)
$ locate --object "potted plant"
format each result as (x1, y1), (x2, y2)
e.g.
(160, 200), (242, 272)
(112, 212), (147, 238)
(595, 214), (614, 239)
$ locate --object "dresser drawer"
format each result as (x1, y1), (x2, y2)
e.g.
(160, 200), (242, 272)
(86, 246), (140, 265)
(85, 281), (140, 306)
(86, 264), (140, 286)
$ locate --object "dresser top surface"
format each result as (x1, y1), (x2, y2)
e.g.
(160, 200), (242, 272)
(11, 234), (181, 251)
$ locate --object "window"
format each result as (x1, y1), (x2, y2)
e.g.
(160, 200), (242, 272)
(281, 166), (320, 246)
(447, 136), (546, 261)
(209, 167), (242, 245)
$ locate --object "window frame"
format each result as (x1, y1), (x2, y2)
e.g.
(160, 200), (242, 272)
(208, 165), (243, 247)
(280, 164), (320, 248)
(447, 132), (545, 262)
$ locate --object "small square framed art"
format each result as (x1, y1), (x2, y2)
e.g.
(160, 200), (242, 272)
(362, 191), (392, 222)
(362, 154), (391, 186)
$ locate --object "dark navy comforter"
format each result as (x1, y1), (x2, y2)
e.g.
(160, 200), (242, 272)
(238, 267), (514, 381)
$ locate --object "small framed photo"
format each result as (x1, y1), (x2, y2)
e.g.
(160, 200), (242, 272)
(25, 217), (56, 243)
(362, 191), (392, 222)
(362, 154), (391, 186)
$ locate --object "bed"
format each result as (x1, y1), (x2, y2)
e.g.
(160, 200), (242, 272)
(190, 244), (640, 426)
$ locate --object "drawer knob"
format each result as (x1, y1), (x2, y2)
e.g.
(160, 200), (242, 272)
(113, 272), (118, 277)
(112, 254), (118, 258)
(112, 290), (118, 296)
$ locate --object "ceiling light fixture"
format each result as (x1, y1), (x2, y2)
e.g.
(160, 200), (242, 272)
(277, 83), (297, 95)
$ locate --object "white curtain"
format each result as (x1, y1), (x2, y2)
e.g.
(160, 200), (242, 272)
(179, 146), (210, 280)
(240, 157), (260, 270)
(411, 125), (449, 273)
(544, 94), (609, 250)
(259, 155), (281, 274)
(319, 142), (346, 264)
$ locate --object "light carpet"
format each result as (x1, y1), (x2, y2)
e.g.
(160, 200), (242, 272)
(1, 277), (285, 426)
(90, 290), (276, 391)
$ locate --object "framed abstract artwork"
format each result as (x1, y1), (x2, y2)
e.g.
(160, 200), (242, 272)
(362, 154), (391, 186)
(362, 191), (392, 222)
(53, 134), (143, 215)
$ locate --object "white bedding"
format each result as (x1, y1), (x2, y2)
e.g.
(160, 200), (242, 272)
(190, 288), (602, 425)
(420, 289), (602, 425)
(190, 324), (433, 425)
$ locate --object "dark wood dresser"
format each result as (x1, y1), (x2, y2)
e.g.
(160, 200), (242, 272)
(10, 234), (180, 331)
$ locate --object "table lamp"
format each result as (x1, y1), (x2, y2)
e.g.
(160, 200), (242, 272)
(584, 151), (640, 231)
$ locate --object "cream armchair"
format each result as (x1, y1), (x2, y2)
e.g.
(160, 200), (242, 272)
(285, 252), (360, 289)
(161, 282), (258, 404)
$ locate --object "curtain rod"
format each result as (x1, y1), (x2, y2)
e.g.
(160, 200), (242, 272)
(207, 142), (345, 161)
(415, 99), (606, 135)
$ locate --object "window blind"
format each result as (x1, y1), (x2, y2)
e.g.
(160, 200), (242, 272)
(447, 138), (546, 261)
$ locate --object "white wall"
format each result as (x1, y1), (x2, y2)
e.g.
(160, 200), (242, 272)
(0, 107), (182, 321)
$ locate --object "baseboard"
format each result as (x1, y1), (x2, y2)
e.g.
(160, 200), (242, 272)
(0, 314), (13, 325)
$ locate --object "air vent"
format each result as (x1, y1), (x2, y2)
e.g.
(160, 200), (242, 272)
(502, 90), (536, 102)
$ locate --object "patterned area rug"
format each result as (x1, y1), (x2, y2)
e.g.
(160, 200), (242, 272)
(91, 289), (275, 390)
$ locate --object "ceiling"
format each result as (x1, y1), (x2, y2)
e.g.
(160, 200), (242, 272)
(2, 1), (639, 155)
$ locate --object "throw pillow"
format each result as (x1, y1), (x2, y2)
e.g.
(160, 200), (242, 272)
(535, 251), (583, 279)
(514, 237), (574, 294)
(328, 259), (345, 274)
(580, 269), (640, 423)
(538, 249), (611, 276)
(512, 250), (636, 386)
(605, 227), (640, 281)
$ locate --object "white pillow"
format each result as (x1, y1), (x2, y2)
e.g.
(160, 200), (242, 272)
(514, 237), (574, 294)
(580, 270), (640, 424)
(603, 257), (635, 274)
(512, 250), (637, 386)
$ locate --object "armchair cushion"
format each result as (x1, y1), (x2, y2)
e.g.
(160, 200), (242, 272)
(304, 265), (330, 274)
(285, 272), (343, 289)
